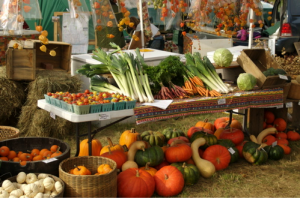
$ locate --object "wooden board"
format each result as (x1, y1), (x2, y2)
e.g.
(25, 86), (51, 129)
(294, 42), (300, 57)
(249, 108), (264, 136)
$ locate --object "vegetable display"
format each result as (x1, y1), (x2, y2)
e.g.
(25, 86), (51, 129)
(237, 73), (257, 91)
(213, 48), (233, 67)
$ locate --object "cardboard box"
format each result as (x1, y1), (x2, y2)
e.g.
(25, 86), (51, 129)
(237, 49), (289, 89)
(6, 40), (72, 81)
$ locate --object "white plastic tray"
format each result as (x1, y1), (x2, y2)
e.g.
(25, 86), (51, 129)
(37, 99), (134, 123)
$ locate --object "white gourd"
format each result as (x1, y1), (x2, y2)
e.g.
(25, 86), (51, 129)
(37, 174), (48, 180)
(10, 189), (23, 197)
(33, 181), (44, 193)
(20, 196), (25, 198)
(26, 174), (38, 184)
(12, 182), (19, 188)
(16, 184), (22, 189)
(8, 195), (18, 198)
(43, 194), (50, 198)
(50, 190), (58, 197)
(43, 190), (51, 195)
(2, 180), (16, 193)
(34, 192), (43, 198)
(54, 181), (62, 194)
(16, 172), (27, 184)
(0, 187), (2, 191)
(20, 184), (27, 192)
(24, 184), (39, 198)
(43, 178), (54, 191)
(38, 179), (44, 185)
(0, 189), (9, 198)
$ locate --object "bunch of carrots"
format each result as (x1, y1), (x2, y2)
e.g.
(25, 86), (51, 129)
(182, 71), (222, 97)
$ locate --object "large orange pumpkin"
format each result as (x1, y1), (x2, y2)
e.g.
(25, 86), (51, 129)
(165, 143), (192, 163)
(187, 126), (213, 139)
(119, 128), (140, 149)
(202, 145), (231, 171)
(100, 148), (127, 169)
(195, 118), (215, 131)
(273, 118), (287, 132)
(262, 135), (276, 146)
(139, 162), (158, 176)
(219, 127), (244, 145)
(264, 111), (275, 124)
(214, 117), (242, 130)
(100, 137), (127, 155)
(278, 144), (291, 155)
(167, 136), (189, 145)
(287, 130), (300, 141)
(79, 139), (102, 156)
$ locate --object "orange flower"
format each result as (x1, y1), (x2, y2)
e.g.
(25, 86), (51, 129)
(182, 31), (186, 36)
(96, 25), (102, 31)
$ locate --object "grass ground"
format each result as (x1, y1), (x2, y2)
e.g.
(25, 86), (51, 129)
(62, 112), (300, 197)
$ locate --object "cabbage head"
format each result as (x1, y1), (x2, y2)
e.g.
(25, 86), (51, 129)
(237, 73), (257, 91)
(213, 48), (233, 67)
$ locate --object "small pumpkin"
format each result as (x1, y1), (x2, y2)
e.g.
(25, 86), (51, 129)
(100, 137), (128, 155)
(50, 145), (59, 153)
(287, 130), (300, 141)
(73, 165), (91, 175)
(117, 168), (155, 197)
(202, 145), (231, 171)
(276, 132), (287, 139)
(100, 147), (127, 170)
(170, 162), (200, 186)
(16, 172), (26, 184)
(214, 128), (224, 139)
(140, 131), (165, 147)
(278, 144), (291, 155)
(264, 111), (275, 124)
(119, 128), (140, 149)
(26, 173), (37, 184)
(97, 164), (112, 174)
(242, 142), (268, 165)
(167, 136), (189, 145)
(162, 127), (186, 141)
(7, 150), (17, 160)
(273, 118), (287, 132)
(135, 145), (164, 166)
(30, 149), (40, 157)
(78, 139), (102, 156)
(190, 131), (218, 148)
(219, 127), (244, 145)
(187, 126), (213, 139)
(276, 137), (289, 146)
(50, 147), (62, 158)
(165, 143), (192, 163)
(55, 181), (63, 194)
(195, 118), (215, 131)
(263, 145), (284, 160)
(154, 166), (185, 197)
(185, 158), (195, 165)
(154, 160), (170, 170)
(262, 135), (276, 146)
(0, 146), (10, 157)
(214, 117), (243, 130)
(217, 139), (239, 163)
(43, 177), (55, 191)
(236, 144), (244, 158)
(139, 162), (157, 176)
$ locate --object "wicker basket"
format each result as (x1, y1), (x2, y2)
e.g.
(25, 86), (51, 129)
(0, 126), (19, 141)
(1, 173), (65, 197)
(59, 156), (117, 197)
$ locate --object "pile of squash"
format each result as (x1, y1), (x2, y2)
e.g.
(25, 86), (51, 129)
(68, 164), (113, 175)
(0, 145), (63, 166)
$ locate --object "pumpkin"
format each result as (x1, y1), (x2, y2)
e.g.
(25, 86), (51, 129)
(78, 139), (102, 156)
(38, 174), (48, 180)
(264, 111), (275, 124)
(195, 118), (215, 131)
(0, 189), (9, 197)
(185, 158), (195, 165)
(263, 145), (284, 160)
(170, 162), (200, 186)
(154, 166), (185, 197)
(50, 147), (62, 158)
(139, 162), (157, 176)
(7, 150), (17, 160)
(33, 155), (43, 161)
(41, 151), (52, 159)
(214, 117), (243, 130)
(55, 181), (63, 194)
(187, 126), (213, 139)
(167, 136), (189, 145)
(278, 144), (291, 155)
(276, 137), (289, 146)
(24, 183), (38, 197)
(214, 128), (224, 139)
(191, 138), (216, 178)
(50, 145), (59, 153)
(119, 128), (140, 149)
(242, 142), (268, 165)
(117, 168), (155, 197)
(162, 127), (186, 141)
(73, 166), (91, 175)
(30, 149), (40, 157)
(0, 146), (10, 157)
(100, 137), (128, 155)
(39, 149), (48, 157)
(16, 172), (26, 184)
(135, 145), (164, 166)
(262, 135), (276, 146)
(100, 148), (127, 170)
(263, 122), (267, 129)
(10, 189), (23, 197)
(19, 153), (32, 161)
(121, 141), (145, 171)
(154, 160), (170, 170)
(161, 145), (169, 153)
(26, 173), (37, 184)
(273, 118), (287, 132)
(35, 25), (43, 32)
(43, 177), (55, 191)
(190, 131), (218, 148)
(287, 130), (300, 141)
(276, 132), (287, 139)
(140, 131), (165, 146)
(164, 143), (192, 163)
(202, 145), (231, 171)
(219, 127), (244, 145)
(257, 127), (277, 144)
(217, 139), (239, 163)
(236, 145), (244, 158)
(97, 164), (112, 174)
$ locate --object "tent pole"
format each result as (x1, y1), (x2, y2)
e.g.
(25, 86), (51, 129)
(139, 0), (145, 48)
(248, 8), (254, 49)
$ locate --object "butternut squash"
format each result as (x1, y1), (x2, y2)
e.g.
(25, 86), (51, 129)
(121, 141), (146, 172)
(191, 138), (216, 178)
(257, 128), (277, 144)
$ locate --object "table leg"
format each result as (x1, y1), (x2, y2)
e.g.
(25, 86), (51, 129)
(88, 121), (92, 156)
(243, 109), (249, 135)
(75, 123), (80, 157)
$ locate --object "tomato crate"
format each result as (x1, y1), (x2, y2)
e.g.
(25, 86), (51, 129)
(126, 100), (137, 109)
(73, 104), (91, 115)
(90, 104), (102, 113)
(61, 101), (74, 113)
(113, 101), (126, 110)
(44, 94), (51, 104)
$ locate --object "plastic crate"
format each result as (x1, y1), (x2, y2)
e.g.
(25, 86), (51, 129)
(73, 104), (91, 115)
(55, 99), (63, 108)
(126, 100), (137, 109)
(49, 97), (58, 106)
(61, 101), (74, 113)
(90, 104), (102, 113)
(113, 101), (126, 111)
(44, 94), (51, 104)
(102, 103), (113, 112)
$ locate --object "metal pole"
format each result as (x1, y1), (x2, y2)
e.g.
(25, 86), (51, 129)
(248, 8), (254, 49)
(139, 0), (145, 48)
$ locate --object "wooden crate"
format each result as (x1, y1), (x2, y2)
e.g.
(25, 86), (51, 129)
(6, 40), (72, 81)
(237, 49), (289, 89)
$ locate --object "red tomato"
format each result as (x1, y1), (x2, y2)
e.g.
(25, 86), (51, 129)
(47, 92), (52, 96)
(83, 99), (89, 103)
(85, 89), (90, 94)
(76, 93), (82, 98)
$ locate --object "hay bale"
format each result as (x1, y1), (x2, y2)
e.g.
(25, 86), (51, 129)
(18, 71), (81, 138)
(0, 67), (25, 125)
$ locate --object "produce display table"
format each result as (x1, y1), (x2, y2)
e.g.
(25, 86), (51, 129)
(0, 30), (40, 66)
(134, 88), (284, 128)
(37, 99), (134, 156)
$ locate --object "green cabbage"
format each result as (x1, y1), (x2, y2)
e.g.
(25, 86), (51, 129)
(213, 48), (233, 67)
(237, 73), (257, 91)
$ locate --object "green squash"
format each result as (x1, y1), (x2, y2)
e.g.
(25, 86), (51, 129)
(170, 162), (200, 186)
(264, 145), (284, 161)
(190, 132), (217, 148)
(217, 139), (239, 163)
(134, 145), (164, 166)
(162, 127), (186, 141)
(140, 131), (165, 147)
(242, 142), (268, 165)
